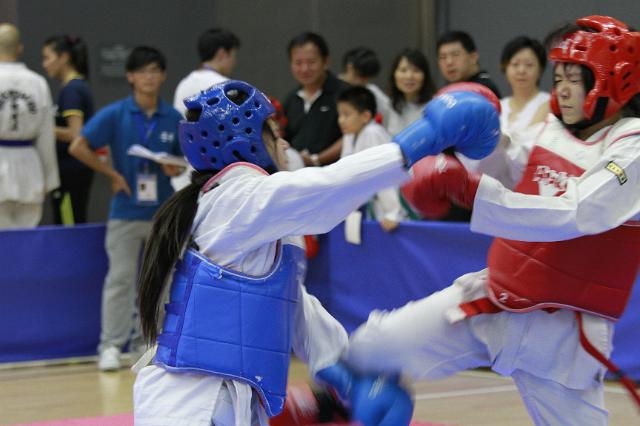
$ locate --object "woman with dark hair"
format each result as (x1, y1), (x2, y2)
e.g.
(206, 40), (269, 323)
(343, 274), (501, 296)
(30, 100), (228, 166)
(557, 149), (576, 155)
(386, 49), (436, 136)
(352, 15), (640, 425)
(42, 34), (94, 224)
(499, 36), (550, 135)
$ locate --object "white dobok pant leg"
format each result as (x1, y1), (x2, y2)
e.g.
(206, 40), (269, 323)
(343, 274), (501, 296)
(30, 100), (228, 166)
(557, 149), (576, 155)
(346, 271), (609, 426)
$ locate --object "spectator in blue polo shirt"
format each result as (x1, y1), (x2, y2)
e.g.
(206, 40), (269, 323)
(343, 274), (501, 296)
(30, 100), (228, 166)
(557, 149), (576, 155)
(69, 46), (183, 371)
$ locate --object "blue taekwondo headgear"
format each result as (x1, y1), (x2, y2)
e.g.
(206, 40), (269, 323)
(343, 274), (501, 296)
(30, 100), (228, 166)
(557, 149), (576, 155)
(179, 80), (276, 172)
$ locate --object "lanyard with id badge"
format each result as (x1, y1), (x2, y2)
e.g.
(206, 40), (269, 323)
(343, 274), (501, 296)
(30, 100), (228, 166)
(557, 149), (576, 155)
(134, 113), (159, 206)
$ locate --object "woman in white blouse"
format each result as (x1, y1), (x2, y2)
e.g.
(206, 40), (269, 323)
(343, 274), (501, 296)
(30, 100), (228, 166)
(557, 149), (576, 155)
(386, 49), (437, 136)
(499, 36), (550, 136)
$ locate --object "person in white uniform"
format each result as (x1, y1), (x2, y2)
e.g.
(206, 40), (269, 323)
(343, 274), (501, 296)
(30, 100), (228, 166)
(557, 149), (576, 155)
(0, 23), (58, 229)
(171, 28), (240, 191)
(349, 15), (640, 426)
(173, 28), (239, 117)
(132, 78), (501, 425)
(337, 85), (411, 232)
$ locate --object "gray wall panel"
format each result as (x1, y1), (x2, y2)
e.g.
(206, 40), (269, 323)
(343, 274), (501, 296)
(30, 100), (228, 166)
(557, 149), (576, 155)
(315, 0), (420, 95)
(17, 0), (217, 106)
(0, 0), (17, 23)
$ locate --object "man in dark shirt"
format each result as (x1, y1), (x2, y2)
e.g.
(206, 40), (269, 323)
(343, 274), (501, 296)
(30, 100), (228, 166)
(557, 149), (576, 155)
(282, 32), (349, 166)
(435, 30), (501, 222)
(437, 31), (502, 98)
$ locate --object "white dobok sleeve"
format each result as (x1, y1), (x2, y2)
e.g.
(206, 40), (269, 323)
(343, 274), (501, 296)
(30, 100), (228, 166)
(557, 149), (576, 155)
(471, 132), (640, 242)
(292, 285), (348, 377)
(456, 125), (538, 190)
(195, 143), (408, 258)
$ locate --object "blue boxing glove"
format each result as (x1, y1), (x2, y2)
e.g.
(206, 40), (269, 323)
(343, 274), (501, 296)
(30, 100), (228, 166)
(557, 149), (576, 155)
(316, 362), (414, 426)
(393, 82), (501, 167)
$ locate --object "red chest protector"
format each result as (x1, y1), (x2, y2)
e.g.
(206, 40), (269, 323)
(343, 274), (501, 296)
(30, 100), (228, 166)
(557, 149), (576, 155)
(487, 118), (640, 321)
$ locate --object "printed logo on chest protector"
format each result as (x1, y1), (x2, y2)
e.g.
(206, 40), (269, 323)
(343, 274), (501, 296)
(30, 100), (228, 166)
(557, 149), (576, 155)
(532, 165), (571, 196)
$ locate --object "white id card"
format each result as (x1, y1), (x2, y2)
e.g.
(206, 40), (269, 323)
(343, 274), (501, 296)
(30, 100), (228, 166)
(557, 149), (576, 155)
(136, 173), (158, 204)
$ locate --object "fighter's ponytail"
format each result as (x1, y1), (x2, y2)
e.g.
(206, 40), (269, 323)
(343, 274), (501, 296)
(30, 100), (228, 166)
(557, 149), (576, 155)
(138, 171), (214, 344)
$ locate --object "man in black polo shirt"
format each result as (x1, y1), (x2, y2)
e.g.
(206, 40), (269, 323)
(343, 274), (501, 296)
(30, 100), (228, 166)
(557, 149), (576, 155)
(283, 32), (349, 166)
(437, 30), (502, 98)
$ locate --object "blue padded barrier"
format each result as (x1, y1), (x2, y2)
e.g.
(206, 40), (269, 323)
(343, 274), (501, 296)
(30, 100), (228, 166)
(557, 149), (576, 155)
(0, 224), (107, 362)
(0, 221), (638, 381)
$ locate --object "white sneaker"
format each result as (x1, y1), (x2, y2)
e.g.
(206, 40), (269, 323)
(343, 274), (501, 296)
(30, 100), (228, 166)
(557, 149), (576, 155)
(98, 346), (121, 371)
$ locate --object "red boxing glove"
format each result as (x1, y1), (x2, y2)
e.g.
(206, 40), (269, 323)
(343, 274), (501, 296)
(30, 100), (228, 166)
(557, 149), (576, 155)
(270, 384), (350, 425)
(401, 154), (481, 219)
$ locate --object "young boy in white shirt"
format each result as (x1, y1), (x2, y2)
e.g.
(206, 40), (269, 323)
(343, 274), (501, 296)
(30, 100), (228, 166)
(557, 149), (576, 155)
(337, 86), (414, 232)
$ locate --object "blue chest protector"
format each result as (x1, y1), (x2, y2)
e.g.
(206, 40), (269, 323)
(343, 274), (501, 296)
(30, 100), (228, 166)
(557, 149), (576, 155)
(155, 242), (304, 417)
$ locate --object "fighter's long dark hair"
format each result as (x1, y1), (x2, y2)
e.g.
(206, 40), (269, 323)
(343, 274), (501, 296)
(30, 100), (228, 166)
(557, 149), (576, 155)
(138, 169), (214, 344)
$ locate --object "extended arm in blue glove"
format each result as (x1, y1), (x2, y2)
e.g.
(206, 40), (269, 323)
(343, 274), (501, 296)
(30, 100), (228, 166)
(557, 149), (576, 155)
(316, 362), (414, 426)
(392, 82), (501, 167)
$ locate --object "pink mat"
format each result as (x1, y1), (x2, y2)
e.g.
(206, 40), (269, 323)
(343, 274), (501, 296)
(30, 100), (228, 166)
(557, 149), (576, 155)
(7, 413), (133, 426)
(8, 414), (448, 426)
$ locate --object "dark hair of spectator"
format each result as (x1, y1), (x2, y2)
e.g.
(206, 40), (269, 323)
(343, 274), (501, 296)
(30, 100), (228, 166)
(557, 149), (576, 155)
(337, 85), (377, 116)
(437, 30), (477, 53)
(197, 28), (240, 62)
(342, 47), (381, 78)
(389, 49), (437, 113)
(126, 46), (166, 72)
(287, 32), (329, 59)
(44, 34), (90, 79)
(500, 36), (547, 76)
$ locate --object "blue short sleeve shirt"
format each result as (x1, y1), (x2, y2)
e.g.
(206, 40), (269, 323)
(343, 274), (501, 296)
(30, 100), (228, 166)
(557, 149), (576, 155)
(81, 96), (183, 220)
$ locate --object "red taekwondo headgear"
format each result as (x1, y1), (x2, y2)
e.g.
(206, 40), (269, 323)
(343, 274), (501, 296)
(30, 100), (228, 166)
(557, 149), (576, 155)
(549, 15), (640, 121)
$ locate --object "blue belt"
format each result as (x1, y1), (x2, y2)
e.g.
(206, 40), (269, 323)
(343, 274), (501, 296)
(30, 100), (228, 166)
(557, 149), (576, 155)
(0, 140), (33, 147)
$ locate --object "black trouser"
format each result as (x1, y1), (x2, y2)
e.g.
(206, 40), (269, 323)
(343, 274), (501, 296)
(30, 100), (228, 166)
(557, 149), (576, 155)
(51, 168), (94, 224)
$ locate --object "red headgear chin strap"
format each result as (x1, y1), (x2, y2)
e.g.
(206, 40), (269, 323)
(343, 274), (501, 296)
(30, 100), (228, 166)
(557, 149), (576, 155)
(549, 15), (640, 121)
